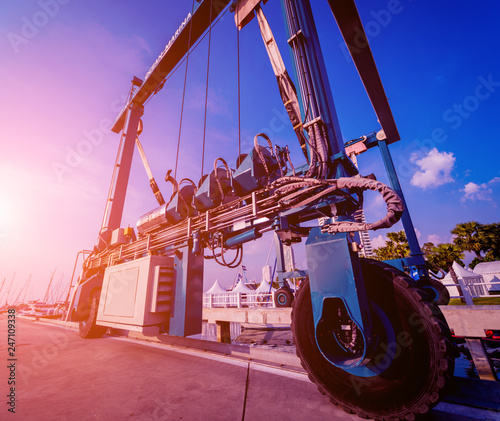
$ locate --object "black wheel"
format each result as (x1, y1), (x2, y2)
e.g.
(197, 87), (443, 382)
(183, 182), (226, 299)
(423, 278), (451, 306)
(79, 291), (108, 339)
(292, 259), (455, 420)
(274, 287), (294, 307)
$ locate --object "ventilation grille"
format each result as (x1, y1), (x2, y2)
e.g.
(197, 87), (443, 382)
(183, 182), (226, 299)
(151, 266), (175, 313)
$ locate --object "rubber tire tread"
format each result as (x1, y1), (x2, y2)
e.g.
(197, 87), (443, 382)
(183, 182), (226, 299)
(291, 258), (455, 421)
(79, 292), (108, 339)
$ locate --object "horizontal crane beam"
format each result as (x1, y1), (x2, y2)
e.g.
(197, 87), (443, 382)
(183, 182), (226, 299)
(112, 0), (232, 133)
(327, 0), (400, 144)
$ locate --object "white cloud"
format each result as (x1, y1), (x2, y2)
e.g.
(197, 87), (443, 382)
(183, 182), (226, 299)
(460, 176), (500, 203)
(362, 192), (387, 225)
(410, 148), (455, 189)
(371, 234), (387, 249)
(490, 177), (500, 184)
(427, 234), (441, 244)
(368, 193), (386, 210)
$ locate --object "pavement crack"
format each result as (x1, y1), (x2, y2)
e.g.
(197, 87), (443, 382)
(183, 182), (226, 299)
(241, 362), (250, 421)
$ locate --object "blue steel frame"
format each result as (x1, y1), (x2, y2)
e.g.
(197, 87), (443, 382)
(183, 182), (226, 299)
(345, 132), (428, 277)
(78, 0), (427, 363)
(378, 139), (427, 278)
(280, 0), (346, 177)
(280, 0), (376, 366)
(278, 0), (427, 368)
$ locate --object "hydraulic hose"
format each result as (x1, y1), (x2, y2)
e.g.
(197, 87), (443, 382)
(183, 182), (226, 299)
(271, 176), (404, 232)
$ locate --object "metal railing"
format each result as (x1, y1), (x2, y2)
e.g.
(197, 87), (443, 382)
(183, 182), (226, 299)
(441, 278), (500, 305)
(203, 292), (277, 308)
(203, 279), (500, 308)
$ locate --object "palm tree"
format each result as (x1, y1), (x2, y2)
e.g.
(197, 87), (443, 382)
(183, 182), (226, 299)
(387, 231), (410, 258)
(373, 231), (410, 261)
(421, 242), (435, 256)
(452, 222), (500, 268)
(428, 243), (466, 303)
(374, 242), (398, 260)
(452, 221), (482, 257)
(480, 223), (500, 261)
(422, 242), (446, 277)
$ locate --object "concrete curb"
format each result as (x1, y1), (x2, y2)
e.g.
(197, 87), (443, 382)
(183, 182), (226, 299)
(114, 329), (303, 370)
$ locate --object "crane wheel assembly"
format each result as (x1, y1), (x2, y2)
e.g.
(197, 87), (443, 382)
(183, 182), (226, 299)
(78, 290), (108, 339)
(292, 259), (455, 420)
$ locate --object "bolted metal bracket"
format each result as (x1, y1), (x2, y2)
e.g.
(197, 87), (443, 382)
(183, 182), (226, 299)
(305, 227), (376, 369)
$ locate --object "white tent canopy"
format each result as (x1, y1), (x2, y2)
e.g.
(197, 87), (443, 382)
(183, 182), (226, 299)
(255, 278), (276, 294)
(205, 279), (227, 295)
(452, 262), (481, 279)
(231, 279), (254, 294)
(473, 261), (500, 292)
(473, 261), (500, 274)
(440, 261), (486, 297)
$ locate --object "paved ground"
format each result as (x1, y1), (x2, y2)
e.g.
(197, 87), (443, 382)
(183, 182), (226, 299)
(1, 316), (498, 420)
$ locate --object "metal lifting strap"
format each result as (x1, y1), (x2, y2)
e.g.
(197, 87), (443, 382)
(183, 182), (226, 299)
(135, 136), (165, 206)
(175, 0), (197, 179)
(201, 0), (213, 177)
(254, 6), (308, 160)
(253, 133), (274, 184)
(236, 1), (242, 159)
(213, 157), (231, 199)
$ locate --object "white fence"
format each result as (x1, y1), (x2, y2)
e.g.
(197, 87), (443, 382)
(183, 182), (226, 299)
(203, 292), (277, 308)
(204, 279), (500, 308)
(441, 277), (500, 305)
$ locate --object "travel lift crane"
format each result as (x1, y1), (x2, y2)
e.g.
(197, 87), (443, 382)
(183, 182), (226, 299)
(68, 0), (456, 419)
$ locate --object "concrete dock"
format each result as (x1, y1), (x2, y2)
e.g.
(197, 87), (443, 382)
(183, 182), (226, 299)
(1, 316), (499, 420)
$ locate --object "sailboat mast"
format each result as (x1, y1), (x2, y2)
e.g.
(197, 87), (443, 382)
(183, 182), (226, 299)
(43, 268), (57, 303)
(22, 275), (31, 303)
(13, 276), (29, 305)
(5, 272), (15, 306)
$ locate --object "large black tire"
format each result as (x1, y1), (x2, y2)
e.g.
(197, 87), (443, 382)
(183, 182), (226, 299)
(274, 287), (294, 307)
(423, 278), (451, 306)
(79, 291), (108, 339)
(292, 259), (455, 420)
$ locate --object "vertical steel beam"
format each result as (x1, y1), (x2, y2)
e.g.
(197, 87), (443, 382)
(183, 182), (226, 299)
(378, 139), (424, 263)
(274, 232), (288, 288)
(170, 246), (204, 337)
(101, 101), (144, 241)
(281, 0), (344, 157)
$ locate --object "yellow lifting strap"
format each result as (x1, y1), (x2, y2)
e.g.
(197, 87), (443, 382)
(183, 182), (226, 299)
(255, 5), (309, 160)
(135, 136), (165, 206)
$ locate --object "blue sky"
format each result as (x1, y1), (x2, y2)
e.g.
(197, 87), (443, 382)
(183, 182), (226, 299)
(0, 0), (499, 300)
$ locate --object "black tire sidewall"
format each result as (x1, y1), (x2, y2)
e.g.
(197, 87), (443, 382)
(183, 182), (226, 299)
(275, 287), (293, 307)
(424, 278), (451, 306)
